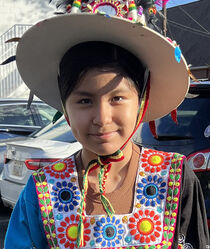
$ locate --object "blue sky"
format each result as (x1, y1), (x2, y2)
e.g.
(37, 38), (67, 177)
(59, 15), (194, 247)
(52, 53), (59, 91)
(166, 0), (199, 8)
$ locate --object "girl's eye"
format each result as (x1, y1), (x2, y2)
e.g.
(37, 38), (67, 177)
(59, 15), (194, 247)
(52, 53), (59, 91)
(112, 96), (123, 102)
(78, 98), (91, 104)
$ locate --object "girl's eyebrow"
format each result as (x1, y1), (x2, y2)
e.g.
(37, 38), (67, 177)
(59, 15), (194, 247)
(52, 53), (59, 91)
(71, 91), (93, 97)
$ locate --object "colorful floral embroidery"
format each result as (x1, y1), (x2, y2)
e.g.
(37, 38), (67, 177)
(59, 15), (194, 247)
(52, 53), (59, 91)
(51, 181), (80, 212)
(33, 170), (59, 248)
(57, 214), (91, 248)
(136, 175), (167, 207)
(140, 149), (171, 173)
(128, 209), (161, 244)
(45, 159), (75, 179)
(93, 216), (124, 247)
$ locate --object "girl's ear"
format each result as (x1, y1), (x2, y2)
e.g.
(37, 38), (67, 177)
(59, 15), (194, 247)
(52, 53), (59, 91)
(65, 115), (71, 127)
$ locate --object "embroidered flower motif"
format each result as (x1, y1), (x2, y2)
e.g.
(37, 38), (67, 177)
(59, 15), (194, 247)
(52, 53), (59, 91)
(140, 149), (171, 173)
(136, 175), (167, 206)
(57, 214), (90, 248)
(51, 181), (80, 212)
(45, 159), (75, 179)
(93, 216), (124, 247)
(128, 209), (162, 244)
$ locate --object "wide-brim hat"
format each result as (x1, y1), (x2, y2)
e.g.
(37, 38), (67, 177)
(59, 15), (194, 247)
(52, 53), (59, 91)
(16, 13), (190, 122)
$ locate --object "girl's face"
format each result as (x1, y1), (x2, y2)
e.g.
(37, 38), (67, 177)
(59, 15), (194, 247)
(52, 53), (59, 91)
(65, 68), (139, 156)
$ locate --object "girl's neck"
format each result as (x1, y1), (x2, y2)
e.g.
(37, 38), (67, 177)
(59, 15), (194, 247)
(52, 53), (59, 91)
(80, 141), (134, 174)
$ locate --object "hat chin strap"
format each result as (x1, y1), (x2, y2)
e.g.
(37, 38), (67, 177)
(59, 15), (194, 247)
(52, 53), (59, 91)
(76, 78), (150, 248)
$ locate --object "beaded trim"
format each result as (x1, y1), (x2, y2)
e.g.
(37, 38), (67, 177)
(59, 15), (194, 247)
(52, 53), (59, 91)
(33, 148), (185, 249)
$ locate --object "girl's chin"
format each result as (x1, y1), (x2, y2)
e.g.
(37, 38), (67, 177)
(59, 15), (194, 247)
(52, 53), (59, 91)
(84, 144), (120, 157)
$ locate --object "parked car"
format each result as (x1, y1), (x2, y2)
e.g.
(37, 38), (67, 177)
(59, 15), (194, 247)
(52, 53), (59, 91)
(0, 116), (82, 208)
(0, 98), (57, 140)
(133, 82), (210, 228)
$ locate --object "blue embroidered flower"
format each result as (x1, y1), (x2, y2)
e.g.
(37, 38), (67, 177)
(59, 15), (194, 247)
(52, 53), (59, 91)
(51, 181), (80, 212)
(93, 216), (124, 247)
(136, 175), (167, 207)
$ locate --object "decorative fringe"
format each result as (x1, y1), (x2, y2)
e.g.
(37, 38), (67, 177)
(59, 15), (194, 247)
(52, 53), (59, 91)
(0, 56), (16, 65)
(5, 37), (21, 43)
(171, 109), (178, 124)
(127, 0), (137, 21)
(100, 194), (115, 216)
(149, 120), (158, 138)
(71, 0), (82, 13)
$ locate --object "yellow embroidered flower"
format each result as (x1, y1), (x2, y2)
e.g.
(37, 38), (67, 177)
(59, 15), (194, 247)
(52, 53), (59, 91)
(168, 182), (173, 186)
(42, 181), (47, 186)
(175, 182), (180, 187)
(135, 203), (141, 208)
(139, 171), (145, 176)
(52, 233), (56, 238)
(163, 240), (167, 244)
(90, 217), (95, 225)
(172, 212), (176, 217)
(176, 168), (181, 172)
(47, 205), (53, 210)
(33, 172), (37, 176)
(157, 245), (161, 249)
(50, 219), (54, 224)
(164, 226), (168, 230)
(170, 227), (174, 231)
(167, 196), (172, 201)
(165, 211), (169, 216)
(43, 220), (48, 225)
(46, 234), (50, 239)
(173, 197), (178, 202)
(41, 206), (45, 211)
(38, 194), (43, 198)
(45, 193), (50, 197)
(122, 216), (128, 223)
(36, 182), (41, 187)
(170, 169), (174, 173)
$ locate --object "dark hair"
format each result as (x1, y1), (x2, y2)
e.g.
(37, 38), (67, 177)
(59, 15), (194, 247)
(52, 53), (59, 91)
(58, 41), (149, 104)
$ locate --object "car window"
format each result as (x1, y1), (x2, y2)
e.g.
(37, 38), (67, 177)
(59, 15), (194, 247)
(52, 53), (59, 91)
(0, 104), (35, 126)
(35, 118), (76, 143)
(35, 104), (57, 126)
(153, 94), (210, 139)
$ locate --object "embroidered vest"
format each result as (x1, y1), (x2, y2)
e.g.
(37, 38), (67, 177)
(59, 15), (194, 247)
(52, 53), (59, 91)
(33, 148), (185, 249)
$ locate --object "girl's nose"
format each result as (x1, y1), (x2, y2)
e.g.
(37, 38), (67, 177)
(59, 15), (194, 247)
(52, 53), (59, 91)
(92, 102), (112, 126)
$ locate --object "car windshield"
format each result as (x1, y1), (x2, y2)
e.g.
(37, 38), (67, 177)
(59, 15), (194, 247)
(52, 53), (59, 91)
(33, 117), (76, 143)
(154, 93), (210, 139)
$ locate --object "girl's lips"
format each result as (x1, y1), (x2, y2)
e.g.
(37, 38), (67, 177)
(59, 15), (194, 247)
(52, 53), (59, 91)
(89, 131), (117, 139)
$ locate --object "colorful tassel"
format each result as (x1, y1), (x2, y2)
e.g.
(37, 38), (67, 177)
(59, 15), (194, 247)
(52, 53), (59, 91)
(128, 0), (138, 21)
(171, 109), (178, 124)
(71, 0), (82, 13)
(149, 120), (158, 138)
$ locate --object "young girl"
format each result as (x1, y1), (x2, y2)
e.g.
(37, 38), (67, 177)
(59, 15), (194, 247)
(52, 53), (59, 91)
(4, 1), (209, 249)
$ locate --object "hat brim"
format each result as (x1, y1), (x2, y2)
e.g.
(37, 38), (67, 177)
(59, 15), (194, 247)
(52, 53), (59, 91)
(16, 14), (190, 122)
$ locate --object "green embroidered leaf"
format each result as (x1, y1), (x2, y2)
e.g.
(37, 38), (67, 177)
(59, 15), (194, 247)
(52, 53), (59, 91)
(149, 246), (155, 249)
(51, 225), (55, 232)
(173, 188), (178, 196)
(166, 203), (171, 210)
(40, 199), (45, 206)
(168, 232), (173, 239)
(162, 245), (169, 249)
(171, 163), (176, 169)
(42, 212), (47, 218)
(169, 174), (174, 180)
(172, 203), (177, 210)
(168, 188), (173, 196)
(48, 239), (53, 245)
(49, 212), (53, 218)
(41, 175), (46, 182)
(46, 198), (50, 205)
(45, 225), (50, 233)
(163, 231), (168, 239)
(175, 174), (180, 181)
(165, 218), (170, 225)
(171, 218), (176, 225)
(173, 154), (178, 159)
(44, 186), (48, 192)
(37, 187), (43, 193)
(53, 238), (58, 245)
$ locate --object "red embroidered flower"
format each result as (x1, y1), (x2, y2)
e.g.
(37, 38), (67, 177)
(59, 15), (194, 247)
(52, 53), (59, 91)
(140, 149), (171, 173)
(57, 214), (91, 248)
(128, 209), (162, 244)
(45, 158), (75, 179)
